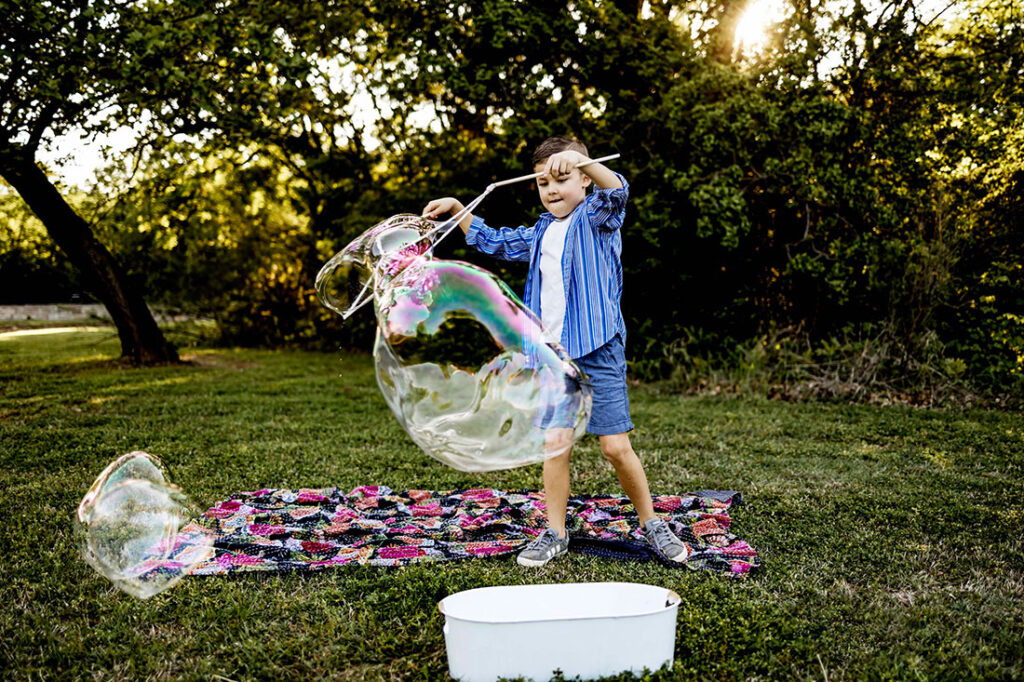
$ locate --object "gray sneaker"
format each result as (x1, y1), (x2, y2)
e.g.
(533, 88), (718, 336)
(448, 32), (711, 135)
(642, 518), (690, 562)
(517, 528), (569, 567)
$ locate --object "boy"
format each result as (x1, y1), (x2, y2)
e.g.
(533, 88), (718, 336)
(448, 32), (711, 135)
(422, 137), (688, 567)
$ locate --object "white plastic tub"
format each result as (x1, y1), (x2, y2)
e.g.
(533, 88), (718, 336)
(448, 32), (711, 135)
(438, 582), (680, 681)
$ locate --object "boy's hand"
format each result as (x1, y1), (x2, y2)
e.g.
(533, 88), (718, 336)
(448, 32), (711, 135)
(543, 150), (589, 179)
(422, 197), (465, 219)
(423, 196), (476, 235)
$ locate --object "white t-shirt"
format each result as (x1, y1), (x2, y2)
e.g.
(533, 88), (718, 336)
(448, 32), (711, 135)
(539, 216), (571, 344)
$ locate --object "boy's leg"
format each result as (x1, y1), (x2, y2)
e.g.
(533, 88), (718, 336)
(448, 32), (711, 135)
(517, 428), (573, 567)
(598, 432), (655, 525)
(542, 451), (571, 537)
(542, 427), (574, 537)
(600, 432), (690, 562)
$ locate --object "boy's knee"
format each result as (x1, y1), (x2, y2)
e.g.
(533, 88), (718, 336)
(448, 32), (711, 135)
(544, 427), (575, 456)
(600, 438), (634, 465)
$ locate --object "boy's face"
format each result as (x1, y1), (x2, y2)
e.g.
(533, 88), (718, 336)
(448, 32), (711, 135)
(534, 162), (591, 219)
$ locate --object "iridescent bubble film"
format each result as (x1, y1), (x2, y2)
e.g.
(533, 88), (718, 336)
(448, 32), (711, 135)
(76, 452), (214, 599)
(317, 214), (592, 472)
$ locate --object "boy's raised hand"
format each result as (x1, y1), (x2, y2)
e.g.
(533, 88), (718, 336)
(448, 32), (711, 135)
(422, 197), (465, 219)
(544, 150), (622, 190)
(543, 150), (589, 179)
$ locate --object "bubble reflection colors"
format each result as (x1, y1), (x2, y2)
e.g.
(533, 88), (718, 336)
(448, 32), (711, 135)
(76, 452), (213, 599)
(318, 214), (592, 472)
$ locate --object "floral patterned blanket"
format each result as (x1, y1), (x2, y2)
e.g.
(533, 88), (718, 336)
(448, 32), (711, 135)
(180, 486), (759, 578)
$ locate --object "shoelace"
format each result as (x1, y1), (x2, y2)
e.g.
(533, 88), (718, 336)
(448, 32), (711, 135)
(647, 521), (680, 549)
(529, 529), (561, 550)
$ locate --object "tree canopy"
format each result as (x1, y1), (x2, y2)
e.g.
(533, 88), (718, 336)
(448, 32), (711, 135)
(2, 0), (1021, 401)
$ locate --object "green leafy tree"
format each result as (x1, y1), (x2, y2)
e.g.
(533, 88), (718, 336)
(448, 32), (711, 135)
(347, 0), (1021, 399)
(6, 0), (1019, 399)
(928, 0), (1024, 392)
(0, 0), (180, 362)
(0, 0), (373, 359)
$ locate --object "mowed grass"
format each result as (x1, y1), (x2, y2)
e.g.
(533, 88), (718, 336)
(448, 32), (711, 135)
(1, 326), (1022, 681)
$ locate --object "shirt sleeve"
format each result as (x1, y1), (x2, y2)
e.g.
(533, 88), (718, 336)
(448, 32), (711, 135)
(464, 215), (535, 263)
(585, 172), (629, 232)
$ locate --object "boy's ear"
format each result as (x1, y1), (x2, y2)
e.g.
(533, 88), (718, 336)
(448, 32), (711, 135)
(580, 173), (592, 188)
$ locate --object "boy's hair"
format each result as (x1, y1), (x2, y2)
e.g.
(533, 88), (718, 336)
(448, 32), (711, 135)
(532, 137), (589, 165)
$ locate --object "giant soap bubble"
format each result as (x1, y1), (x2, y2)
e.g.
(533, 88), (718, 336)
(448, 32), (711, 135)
(76, 452), (213, 598)
(317, 214), (592, 472)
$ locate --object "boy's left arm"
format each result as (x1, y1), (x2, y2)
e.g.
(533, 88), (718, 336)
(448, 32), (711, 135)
(544, 150), (628, 230)
(586, 167), (629, 232)
(585, 176), (628, 232)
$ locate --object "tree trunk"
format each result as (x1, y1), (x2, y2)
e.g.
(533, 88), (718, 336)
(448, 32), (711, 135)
(0, 153), (179, 364)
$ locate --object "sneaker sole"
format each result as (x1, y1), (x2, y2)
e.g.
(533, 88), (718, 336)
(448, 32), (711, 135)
(644, 535), (691, 563)
(516, 549), (567, 567)
(663, 545), (692, 562)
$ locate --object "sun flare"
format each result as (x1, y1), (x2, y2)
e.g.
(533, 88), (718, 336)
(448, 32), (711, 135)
(734, 0), (788, 55)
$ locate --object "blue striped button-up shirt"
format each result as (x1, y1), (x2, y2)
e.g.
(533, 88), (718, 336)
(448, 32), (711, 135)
(465, 174), (629, 359)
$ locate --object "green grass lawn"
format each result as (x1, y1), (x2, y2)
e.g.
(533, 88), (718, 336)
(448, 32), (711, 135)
(2, 326), (1022, 680)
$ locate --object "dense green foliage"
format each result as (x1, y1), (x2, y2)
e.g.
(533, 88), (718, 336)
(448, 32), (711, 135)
(1, 0), (1022, 401)
(2, 328), (1022, 679)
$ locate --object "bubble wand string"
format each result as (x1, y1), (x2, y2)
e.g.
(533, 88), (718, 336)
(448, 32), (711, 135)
(333, 153), (620, 319)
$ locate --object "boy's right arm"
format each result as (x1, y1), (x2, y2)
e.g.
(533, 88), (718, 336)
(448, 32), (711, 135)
(422, 197), (474, 234)
(422, 197), (533, 262)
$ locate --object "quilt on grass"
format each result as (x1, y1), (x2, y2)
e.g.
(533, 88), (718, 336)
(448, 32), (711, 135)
(173, 486), (758, 578)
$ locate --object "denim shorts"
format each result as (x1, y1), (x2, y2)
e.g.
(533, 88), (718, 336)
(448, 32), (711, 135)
(575, 334), (634, 436)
